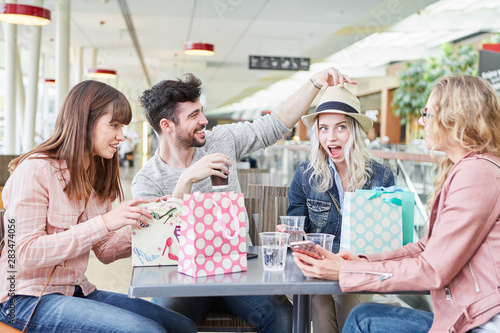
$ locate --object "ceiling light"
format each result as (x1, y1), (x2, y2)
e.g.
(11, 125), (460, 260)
(0, 3), (51, 26)
(184, 42), (215, 56)
(86, 68), (117, 79)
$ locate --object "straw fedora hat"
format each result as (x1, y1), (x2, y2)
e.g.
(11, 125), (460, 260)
(301, 86), (373, 132)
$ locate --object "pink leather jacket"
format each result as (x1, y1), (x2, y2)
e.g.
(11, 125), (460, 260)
(339, 153), (500, 333)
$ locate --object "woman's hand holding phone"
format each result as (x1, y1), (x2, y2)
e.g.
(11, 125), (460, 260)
(290, 240), (323, 260)
(292, 243), (343, 280)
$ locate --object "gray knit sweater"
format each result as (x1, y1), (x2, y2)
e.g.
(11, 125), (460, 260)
(131, 113), (291, 244)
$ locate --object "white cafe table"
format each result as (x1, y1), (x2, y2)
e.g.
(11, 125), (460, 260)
(128, 246), (342, 333)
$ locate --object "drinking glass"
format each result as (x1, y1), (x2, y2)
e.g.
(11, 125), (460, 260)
(211, 169), (229, 189)
(259, 232), (290, 271)
(304, 233), (335, 252)
(279, 216), (306, 243)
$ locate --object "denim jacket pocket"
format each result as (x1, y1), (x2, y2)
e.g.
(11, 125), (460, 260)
(306, 199), (331, 229)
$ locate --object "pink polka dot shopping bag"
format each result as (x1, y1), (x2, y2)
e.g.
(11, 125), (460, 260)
(178, 192), (248, 277)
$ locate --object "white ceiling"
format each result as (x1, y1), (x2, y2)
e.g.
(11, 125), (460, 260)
(3, 0), (500, 119)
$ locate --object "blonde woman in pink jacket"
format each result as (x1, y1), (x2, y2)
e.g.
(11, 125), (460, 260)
(293, 75), (500, 333)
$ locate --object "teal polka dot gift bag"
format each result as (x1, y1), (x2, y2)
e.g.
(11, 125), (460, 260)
(340, 186), (415, 255)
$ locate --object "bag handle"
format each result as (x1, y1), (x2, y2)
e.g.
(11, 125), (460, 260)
(0, 210), (5, 257)
(368, 186), (403, 199)
(211, 198), (241, 240)
(1, 209), (56, 332)
(21, 266), (56, 332)
(383, 197), (403, 206)
(367, 186), (405, 206)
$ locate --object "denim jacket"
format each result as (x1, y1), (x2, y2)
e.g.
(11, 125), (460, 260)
(287, 159), (395, 253)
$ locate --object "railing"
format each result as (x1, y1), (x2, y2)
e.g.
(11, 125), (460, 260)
(395, 159), (429, 239)
(245, 142), (439, 239)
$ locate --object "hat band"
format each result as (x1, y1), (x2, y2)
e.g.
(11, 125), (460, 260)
(316, 101), (359, 114)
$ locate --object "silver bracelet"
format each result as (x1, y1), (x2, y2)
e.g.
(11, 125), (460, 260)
(310, 78), (321, 90)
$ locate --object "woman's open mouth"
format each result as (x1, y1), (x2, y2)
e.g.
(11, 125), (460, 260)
(328, 145), (342, 159)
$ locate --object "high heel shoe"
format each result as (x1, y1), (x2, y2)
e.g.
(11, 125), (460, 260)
(162, 237), (178, 261)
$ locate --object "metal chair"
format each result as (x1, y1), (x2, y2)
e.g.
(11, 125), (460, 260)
(237, 171), (282, 197)
(246, 184), (289, 245)
(198, 310), (257, 332)
(244, 197), (260, 246)
(274, 196), (289, 224)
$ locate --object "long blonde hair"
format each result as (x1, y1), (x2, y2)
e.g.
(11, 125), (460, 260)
(427, 75), (500, 208)
(307, 116), (372, 192)
(9, 80), (132, 202)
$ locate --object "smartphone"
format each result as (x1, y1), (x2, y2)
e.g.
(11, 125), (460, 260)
(290, 240), (323, 260)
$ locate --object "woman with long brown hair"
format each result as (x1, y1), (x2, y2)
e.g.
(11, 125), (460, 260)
(0, 80), (197, 332)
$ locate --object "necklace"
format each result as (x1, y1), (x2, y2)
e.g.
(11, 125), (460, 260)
(340, 174), (349, 181)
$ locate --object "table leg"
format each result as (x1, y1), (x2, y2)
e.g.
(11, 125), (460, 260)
(292, 294), (311, 333)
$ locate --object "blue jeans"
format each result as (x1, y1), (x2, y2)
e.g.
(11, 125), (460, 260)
(342, 303), (434, 333)
(153, 295), (293, 333)
(0, 289), (197, 333)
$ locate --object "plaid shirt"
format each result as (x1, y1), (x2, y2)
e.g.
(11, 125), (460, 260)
(0, 156), (131, 303)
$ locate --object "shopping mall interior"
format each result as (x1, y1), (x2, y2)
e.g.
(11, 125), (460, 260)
(1, 0), (500, 153)
(1, 0), (500, 331)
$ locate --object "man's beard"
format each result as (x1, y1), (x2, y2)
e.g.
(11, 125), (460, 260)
(175, 127), (206, 148)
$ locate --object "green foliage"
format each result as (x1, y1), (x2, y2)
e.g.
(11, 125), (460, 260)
(481, 33), (500, 45)
(392, 43), (478, 130)
(392, 61), (427, 125)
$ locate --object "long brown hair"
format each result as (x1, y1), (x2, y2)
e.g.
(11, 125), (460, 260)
(427, 75), (500, 208)
(9, 80), (132, 202)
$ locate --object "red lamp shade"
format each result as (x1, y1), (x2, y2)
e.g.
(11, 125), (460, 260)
(86, 68), (117, 79)
(0, 3), (51, 26)
(184, 42), (215, 56)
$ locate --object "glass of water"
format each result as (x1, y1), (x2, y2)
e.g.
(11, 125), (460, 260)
(279, 216), (306, 243)
(304, 233), (335, 253)
(259, 232), (290, 271)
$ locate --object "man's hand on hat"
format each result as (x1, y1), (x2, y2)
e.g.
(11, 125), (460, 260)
(311, 67), (357, 89)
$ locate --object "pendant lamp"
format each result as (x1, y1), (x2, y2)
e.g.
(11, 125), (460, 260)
(184, 42), (215, 56)
(0, 3), (51, 26)
(86, 68), (117, 79)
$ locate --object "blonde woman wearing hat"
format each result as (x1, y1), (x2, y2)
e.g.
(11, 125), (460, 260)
(287, 86), (395, 333)
(293, 75), (500, 333)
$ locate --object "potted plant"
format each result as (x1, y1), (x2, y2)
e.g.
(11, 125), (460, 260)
(392, 43), (478, 143)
